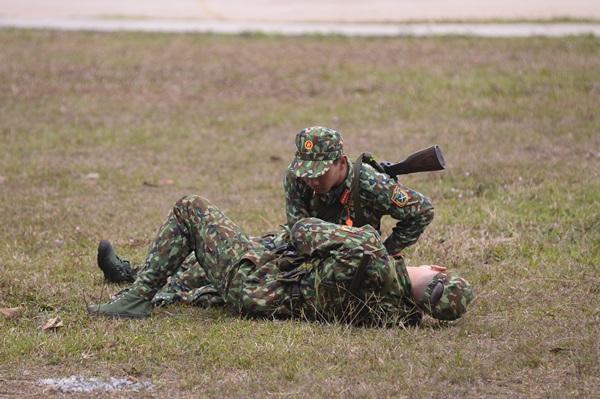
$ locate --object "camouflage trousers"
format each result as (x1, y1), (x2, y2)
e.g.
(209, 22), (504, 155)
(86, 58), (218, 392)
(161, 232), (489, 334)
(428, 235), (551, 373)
(151, 232), (282, 308)
(133, 195), (417, 324)
(152, 256), (223, 307)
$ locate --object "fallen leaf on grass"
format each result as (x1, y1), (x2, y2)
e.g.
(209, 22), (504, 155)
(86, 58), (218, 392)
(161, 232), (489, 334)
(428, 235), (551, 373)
(0, 307), (24, 319)
(42, 316), (63, 331)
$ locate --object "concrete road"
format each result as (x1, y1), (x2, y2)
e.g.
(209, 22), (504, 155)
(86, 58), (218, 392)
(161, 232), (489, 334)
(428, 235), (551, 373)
(1, 0), (599, 36)
(1, 0), (599, 22)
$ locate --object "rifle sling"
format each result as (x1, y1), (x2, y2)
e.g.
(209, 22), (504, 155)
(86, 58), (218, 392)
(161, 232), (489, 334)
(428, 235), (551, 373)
(350, 154), (366, 227)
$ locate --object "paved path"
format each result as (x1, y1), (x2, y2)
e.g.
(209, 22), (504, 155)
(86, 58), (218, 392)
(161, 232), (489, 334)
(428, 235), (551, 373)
(1, 18), (599, 37)
(2, 0), (599, 22)
(1, 0), (599, 37)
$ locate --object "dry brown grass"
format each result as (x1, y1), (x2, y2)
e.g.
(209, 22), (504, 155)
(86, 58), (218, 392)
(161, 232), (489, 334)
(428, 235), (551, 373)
(0, 29), (599, 398)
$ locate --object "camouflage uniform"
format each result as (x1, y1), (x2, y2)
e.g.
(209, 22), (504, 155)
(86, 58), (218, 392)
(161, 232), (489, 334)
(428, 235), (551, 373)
(134, 126), (433, 307)
(151, 233), (282, 307)
(129, 195), (472, 324)
(284, 126), (434, 257)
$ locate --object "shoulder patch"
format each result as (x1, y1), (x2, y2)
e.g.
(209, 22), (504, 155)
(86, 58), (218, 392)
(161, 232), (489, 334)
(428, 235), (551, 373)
(391, 185), (410, 208)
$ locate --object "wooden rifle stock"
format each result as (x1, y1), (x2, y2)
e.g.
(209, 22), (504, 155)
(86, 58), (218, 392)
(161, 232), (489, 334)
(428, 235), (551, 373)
(380, 145), (446, 177)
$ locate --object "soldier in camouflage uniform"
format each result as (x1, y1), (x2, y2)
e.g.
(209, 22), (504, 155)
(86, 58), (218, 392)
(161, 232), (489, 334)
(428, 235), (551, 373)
(87, 195), (473, 324)
(284, 126), (434, 258)
(96, 126), (434, 308)
(97, 233), (282, 308)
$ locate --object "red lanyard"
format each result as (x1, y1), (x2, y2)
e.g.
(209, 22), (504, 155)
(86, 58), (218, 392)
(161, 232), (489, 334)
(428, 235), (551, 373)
(340, 189), (353, 227)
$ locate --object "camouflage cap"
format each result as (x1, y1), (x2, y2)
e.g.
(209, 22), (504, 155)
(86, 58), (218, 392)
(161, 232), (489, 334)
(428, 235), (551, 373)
(419, 272), (474, 321)
(289, 126), (344, 178)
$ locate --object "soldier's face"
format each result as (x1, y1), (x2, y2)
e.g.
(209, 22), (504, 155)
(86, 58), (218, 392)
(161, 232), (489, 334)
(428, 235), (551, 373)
(302, 156), (347, 194)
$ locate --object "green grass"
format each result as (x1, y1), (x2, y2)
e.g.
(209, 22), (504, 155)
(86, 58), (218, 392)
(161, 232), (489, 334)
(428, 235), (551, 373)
(0, 29), (599, 397)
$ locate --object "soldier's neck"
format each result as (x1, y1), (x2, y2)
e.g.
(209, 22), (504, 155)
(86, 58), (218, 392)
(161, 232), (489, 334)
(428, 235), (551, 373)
(335, 158), (349, 187)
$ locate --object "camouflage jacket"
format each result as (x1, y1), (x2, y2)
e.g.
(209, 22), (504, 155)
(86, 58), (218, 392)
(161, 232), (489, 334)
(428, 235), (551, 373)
(283, 159), (434, 256)
(137, 195), (420, 326)
(229, 218), (420, 326)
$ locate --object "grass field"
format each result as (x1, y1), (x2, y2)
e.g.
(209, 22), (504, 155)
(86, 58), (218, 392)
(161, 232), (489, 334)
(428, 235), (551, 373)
(0, 29), (598, 398)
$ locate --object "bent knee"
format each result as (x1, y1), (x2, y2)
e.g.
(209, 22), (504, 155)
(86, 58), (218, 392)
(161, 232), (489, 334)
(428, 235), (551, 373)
(175, 195), (212, 212)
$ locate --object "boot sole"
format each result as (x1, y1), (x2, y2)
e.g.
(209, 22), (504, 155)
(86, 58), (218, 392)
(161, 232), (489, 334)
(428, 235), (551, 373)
(97, 240), (114, 277)
(97, 240), (135, 283)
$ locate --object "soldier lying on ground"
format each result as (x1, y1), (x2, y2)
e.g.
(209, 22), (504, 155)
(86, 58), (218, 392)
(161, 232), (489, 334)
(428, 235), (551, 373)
(88, 195), (472, 326)
(97, 126), (435, 308)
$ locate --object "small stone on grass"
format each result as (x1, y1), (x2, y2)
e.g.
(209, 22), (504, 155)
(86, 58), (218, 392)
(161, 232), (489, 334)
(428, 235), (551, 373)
(39, 375), (154, 393)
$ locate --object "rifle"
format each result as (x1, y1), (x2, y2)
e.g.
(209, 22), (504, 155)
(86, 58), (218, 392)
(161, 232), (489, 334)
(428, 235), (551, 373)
(377, 145), (446, 177)
(312, 146), (445, 228)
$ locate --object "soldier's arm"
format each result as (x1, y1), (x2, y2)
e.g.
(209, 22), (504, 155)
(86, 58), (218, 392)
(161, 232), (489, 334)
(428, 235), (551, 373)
(290, 217), (386, 259)
(283, 169), (313, 228)
(362, 167), (434, 256)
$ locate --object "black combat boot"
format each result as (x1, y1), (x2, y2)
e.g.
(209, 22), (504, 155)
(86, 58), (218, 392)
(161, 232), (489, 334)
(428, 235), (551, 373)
(97, 240), (136, 283)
